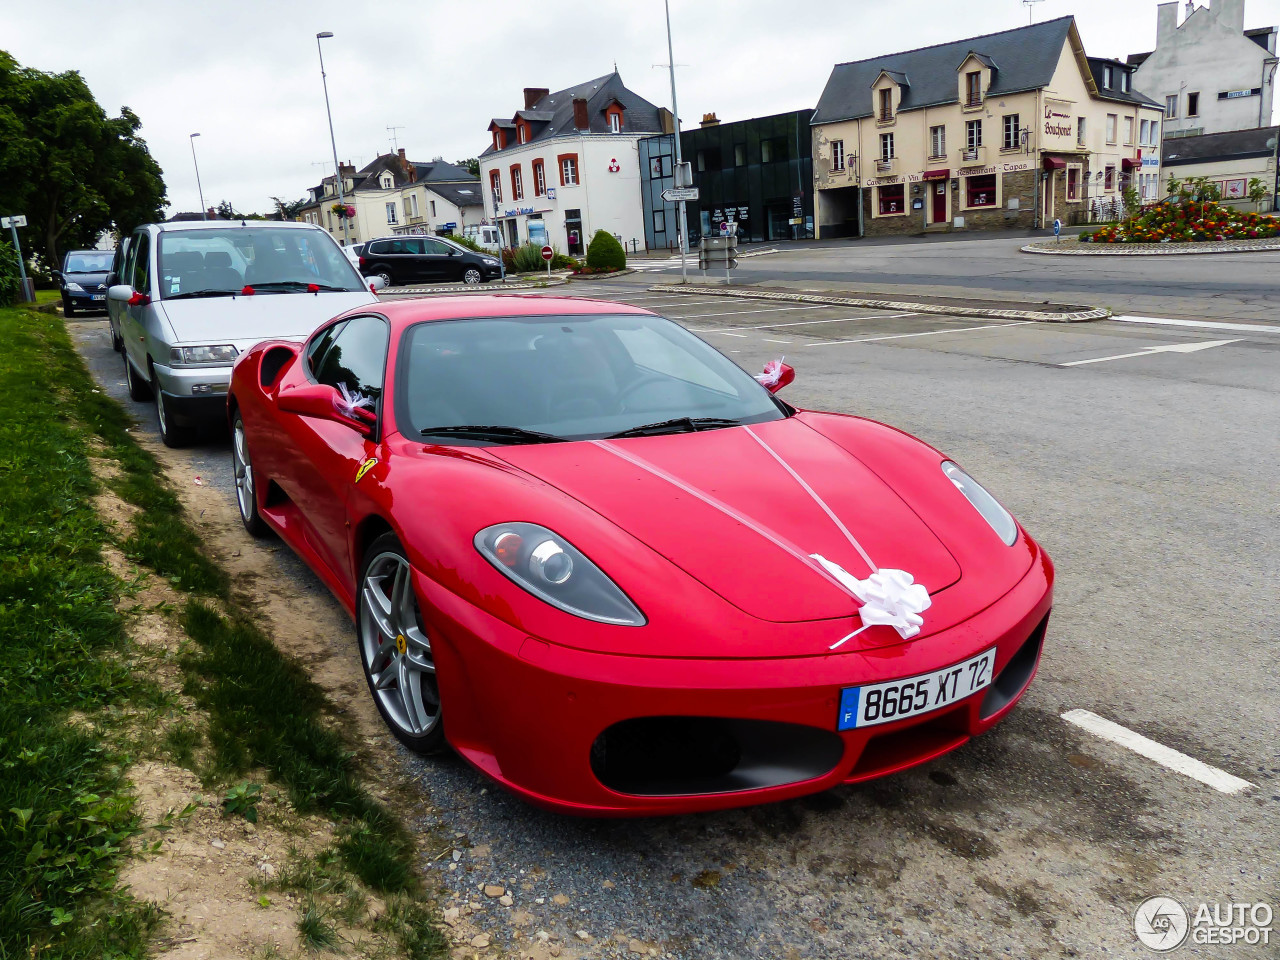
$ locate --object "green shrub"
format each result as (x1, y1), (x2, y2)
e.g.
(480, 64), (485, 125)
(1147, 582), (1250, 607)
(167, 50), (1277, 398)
(585, 230), (626, 270)
(0, 240), (21, 307)
(444, 233), (484, 253)
(511, 242), (548, 272)
(550, 253), (578, 270)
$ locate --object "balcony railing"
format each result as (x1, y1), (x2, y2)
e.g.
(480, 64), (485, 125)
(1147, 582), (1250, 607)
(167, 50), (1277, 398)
(876, 158), (894, 172)
(962, 148), (980, 162)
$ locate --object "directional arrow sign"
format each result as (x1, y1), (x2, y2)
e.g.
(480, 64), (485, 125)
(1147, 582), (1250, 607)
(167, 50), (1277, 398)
(662, 187), (699, 202)
(1061, 339), (1242, 367)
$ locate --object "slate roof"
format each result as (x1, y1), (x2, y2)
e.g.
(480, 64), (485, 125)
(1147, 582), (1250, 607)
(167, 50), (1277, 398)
(426, 182), (484, 208)
(1162, 125), (1279, 166)
(482, 72), (664, 156)
(812, 17), (1076, 124)
(412, 160), (478, 183)
(1086, 58), (1162, 108)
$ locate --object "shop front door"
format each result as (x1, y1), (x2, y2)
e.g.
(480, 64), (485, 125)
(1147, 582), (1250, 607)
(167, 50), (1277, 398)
(932, 182), (947, 224)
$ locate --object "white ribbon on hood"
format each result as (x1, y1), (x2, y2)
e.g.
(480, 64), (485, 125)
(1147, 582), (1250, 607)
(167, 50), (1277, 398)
(754, 357), (786, 388)
(335, 383), (374, 419)
(810, 555), (932, 648)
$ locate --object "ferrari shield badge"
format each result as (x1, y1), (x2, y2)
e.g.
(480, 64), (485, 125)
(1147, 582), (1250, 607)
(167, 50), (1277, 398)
(355, 457), (378, 483)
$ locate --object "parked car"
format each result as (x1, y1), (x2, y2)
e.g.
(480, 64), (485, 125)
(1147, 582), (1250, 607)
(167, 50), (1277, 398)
(228, 295), (1053, 816)
(341, 242), (364, 269)
(107, 220), (383, 447)
(58, 249), (116, 316)
(358, 235), (502, 286)
(462, 223), (502, 253)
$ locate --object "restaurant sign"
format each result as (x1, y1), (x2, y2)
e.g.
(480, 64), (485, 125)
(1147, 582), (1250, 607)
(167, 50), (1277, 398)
(865, 159), (1030, 187)
(1043, 99), (1074, 141)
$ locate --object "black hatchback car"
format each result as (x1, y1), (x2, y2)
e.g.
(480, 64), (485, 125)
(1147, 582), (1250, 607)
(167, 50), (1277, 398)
(58, 249), (116, 316)
(359, 235), (502, 286)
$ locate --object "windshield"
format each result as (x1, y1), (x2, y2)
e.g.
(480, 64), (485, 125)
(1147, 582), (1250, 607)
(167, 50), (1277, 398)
(65, 252), (114, 273)
(156, 227), (365, 299)
(395, 313), (785, 443)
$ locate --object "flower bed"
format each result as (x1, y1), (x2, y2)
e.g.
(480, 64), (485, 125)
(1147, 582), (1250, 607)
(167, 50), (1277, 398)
(1081, 198), (1279, 244)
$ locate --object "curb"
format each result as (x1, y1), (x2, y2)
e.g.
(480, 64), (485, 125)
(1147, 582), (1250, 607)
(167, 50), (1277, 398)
(1021, 238), (1280, 256)
(565, 268), (638, 281)
(644, 284), (1109, 323)
(380, 278), (569, 295)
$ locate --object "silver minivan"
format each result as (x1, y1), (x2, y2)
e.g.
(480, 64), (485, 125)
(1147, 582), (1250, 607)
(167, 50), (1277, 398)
(108, 220), (382, 446)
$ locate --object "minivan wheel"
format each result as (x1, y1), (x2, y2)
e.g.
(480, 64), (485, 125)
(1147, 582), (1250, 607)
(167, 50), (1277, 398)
(109, 322), (123, 353)
(461, 267), (483, 285)
(152, 369), (195, 448)
(124, 353), (152, 402)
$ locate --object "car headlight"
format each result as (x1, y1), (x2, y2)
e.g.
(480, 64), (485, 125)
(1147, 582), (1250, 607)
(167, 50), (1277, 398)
(940, 461), (1018, 546)
(65, 282), (85, 292)
(482, 257), (499, 266)
(475, 522), (646, 626)
(169, 344), (239, 366)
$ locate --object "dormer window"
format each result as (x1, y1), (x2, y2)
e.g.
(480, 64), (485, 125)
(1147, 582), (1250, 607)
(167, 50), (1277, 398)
(965, 71), (981, 106)
(609, 113), (620, 133)
(1120, 71), (1130, 93)
(517, 120), (529, 144)
(493, 131), (502, 150)
(1103, 65), (1113, 89)
(878, 88), (893, 121)
(380, 174), (393, 189)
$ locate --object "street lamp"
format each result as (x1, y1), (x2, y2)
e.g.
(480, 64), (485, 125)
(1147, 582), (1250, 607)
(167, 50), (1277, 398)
(663, 0), (689, 282)
(315, 30), (350, 245)
(189, 133), (207, 220)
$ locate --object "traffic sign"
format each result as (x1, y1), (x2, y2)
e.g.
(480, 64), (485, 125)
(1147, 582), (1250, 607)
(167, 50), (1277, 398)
(661, 187), (699, 203)
(0, 215), (27, 228)
(540, 245), (554, 262)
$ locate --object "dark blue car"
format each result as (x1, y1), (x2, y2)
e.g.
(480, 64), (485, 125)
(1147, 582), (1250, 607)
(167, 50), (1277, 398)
(59, 249), (115, 316)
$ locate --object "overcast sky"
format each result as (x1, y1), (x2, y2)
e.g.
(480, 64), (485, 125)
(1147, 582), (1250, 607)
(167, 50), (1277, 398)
(5, 0), (1279, 215)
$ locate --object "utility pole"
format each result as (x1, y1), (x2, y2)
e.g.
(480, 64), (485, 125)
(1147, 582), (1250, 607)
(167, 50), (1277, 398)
(316, 31), (350, 246)
(664, 0), (689, 283)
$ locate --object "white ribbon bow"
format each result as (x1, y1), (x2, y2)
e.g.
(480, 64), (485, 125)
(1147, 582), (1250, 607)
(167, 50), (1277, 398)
(754, 357), (786, 388)
(811, 554), (932, 647)
(335, 383), (374, 419)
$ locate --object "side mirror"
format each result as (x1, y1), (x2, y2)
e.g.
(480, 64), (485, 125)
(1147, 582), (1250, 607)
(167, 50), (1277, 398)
(368, 276), (387, 292)
(276, 382), (375, 436)
(108, 284), (148, 305)
(755, 360), (795, 394)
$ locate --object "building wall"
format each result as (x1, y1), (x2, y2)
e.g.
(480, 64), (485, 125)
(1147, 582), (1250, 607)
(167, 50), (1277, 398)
(1133, 0), (1278, 137)
(1163, 154), (1278, 208)
(390, 184), (484, 237)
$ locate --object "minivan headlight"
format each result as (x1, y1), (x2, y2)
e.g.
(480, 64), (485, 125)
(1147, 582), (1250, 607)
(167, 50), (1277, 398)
(65, 282), (85, 293)
(940, 461), (1018, 546)
(475, 522), (646, 626)
(169, 345), (239, 366)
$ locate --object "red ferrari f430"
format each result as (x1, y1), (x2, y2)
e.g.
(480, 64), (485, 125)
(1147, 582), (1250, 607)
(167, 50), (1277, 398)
(227, 295), (1053, 816)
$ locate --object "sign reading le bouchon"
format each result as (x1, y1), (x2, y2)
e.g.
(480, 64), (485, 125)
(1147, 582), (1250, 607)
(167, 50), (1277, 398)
(1043, 100), (1074, 140)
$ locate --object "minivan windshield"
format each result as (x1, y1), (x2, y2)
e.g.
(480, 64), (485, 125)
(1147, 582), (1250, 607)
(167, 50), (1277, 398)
(157, 227), (366, 299)
(396, 313), (785, 444)
(64, 252), (114, 273)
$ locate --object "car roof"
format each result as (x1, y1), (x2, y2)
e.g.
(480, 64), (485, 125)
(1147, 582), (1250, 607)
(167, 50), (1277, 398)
(151, 220), (325, 233)
(349, 295), (654, 330)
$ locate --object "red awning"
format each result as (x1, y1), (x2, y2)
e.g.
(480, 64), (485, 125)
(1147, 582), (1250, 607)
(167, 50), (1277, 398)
(1122, 157), (1142, 169)
(922, 168), (950, 181)
(1042, 157), (1067, 170)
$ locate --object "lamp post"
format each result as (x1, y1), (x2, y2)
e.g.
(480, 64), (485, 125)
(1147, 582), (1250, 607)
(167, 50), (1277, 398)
(315, 31), (350, 245)
(663, 0), (689, 282)
(189, 133), (207, 220)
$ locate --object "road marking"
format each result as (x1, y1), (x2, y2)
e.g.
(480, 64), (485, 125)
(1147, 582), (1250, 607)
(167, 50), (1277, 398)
(1113, 315), (1280, 335)
(687, 311), (915, 333)
(1060, 339), (1241, 366)
(674, 304), (837, 320)
(714, 331), (749, 338)
(1061, 709), (1254, 795)
(809, 319), (1035, 346)
(762, 338), (793, 344)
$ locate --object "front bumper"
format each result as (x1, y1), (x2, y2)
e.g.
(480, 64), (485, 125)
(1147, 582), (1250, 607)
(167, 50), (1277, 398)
(151, 361), (233, 401)
(64, 290), (108, 310)
(416, 545), (1054, 817)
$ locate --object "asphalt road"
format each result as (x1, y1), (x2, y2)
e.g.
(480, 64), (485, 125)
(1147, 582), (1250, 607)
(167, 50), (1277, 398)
(71, 278), (1279, 958)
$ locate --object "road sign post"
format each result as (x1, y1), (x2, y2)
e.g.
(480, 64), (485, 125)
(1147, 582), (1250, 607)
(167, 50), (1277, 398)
(1, 214), (33, 303)
(541, 244), (553, 278)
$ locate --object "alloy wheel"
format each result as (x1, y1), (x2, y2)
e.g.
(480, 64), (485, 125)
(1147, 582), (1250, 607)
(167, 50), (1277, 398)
(232, 421), (254, 521)
(462, 268), (482, 284)
(359, 551), (440, 740)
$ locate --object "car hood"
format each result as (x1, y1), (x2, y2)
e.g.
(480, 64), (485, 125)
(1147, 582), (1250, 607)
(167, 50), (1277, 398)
(492, 418), (962, 625)
(64, 272), (110, 288)
(158, 290), (378, 349)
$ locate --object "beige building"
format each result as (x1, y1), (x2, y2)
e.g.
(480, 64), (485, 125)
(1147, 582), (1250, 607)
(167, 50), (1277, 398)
(811, 17), (1166, 236)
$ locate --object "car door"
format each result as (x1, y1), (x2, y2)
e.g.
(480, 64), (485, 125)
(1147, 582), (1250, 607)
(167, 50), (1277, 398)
(275, 314), (389, 596)
(419, 237), (455, 281)
(401, 238), (431, 282)
(107, 237), (131, 345)
(121, 231), (152, 375)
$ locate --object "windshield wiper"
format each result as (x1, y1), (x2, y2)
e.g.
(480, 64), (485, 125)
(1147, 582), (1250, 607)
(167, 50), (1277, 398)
(249, 281), (353, 292)
(419, 424), (566, 445)
(164, 289), (245, 300)
(606, 417), (743, 439)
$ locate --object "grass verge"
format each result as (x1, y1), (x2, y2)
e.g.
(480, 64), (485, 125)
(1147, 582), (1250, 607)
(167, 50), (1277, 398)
(0, 306), (446, 957)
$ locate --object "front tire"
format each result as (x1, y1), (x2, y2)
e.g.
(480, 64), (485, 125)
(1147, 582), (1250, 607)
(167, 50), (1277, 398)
(358, 533), (446, 754)
(461, 267), (482, 285)
(231, 412), (270, 538)
(124, 352), (152, 401)
(152, 367), (195, 448)
(63, 298), (76, 317)
(109, 321), (123, 353)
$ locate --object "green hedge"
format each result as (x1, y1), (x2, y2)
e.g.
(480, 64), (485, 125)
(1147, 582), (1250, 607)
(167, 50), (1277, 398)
(0, 241), (21, 308)
(585, 230), (626, 270)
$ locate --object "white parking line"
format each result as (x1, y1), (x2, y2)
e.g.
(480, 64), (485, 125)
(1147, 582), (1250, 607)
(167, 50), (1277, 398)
(687, 310), (914, 332)
(762, 338), (793, 344)
(674, 304), (838, 320)
(1113, 315), (1280, 335)
(808, 319), (1035, 346)
(1061, 709), (1254, 795)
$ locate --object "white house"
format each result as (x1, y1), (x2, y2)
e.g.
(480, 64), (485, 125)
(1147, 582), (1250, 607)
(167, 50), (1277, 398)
(479, 73), (671, 255)
(1129, 0), (1278, 138)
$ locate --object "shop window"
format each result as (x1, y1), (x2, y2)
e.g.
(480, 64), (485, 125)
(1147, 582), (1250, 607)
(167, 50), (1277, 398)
(1002, 114), (1020, 150)
(877, 184), (904, 215)
(966, 174), (996, 207)
(966, 120), (982, 151)
(734, 144), (747, 166)
(533, 160), (546, 196)
(1106, 114), (1117, 144)
(831, 139), (845, 172)
(880, 133), (894, 161)
(489, 170), (502, 203)
(965, 71), (981, 106)
(1104, 165), (1115, 191)
(930, 125), (946, 159)
(1066, 166), (1080, 202)
(1187, 92), (1199, 117)
(1165, 95), (1178, 119)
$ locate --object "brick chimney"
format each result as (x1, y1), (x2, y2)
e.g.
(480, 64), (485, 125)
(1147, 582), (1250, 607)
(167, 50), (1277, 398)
(572, 98), (590, 130)
(700, 112), (720, 127)
(524, 87), (549, 110)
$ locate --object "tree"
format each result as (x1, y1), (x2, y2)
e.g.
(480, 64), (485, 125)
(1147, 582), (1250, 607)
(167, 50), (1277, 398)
(0, 50), (166, 268)
(270, 196), (309, 221)
(1246, 177), (1269, 212)
(454, 158), (480, 177)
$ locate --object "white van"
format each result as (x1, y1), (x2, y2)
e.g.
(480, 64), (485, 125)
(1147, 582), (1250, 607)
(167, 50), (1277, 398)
(462, 224), (502, 253)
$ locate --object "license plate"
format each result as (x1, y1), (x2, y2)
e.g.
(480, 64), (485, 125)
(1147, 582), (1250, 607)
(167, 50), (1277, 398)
(837, 647), (995, 731)
(91, 294), (105, 300)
